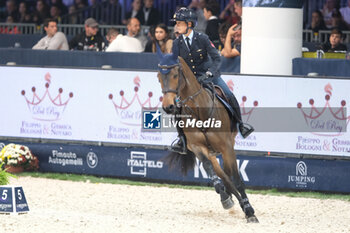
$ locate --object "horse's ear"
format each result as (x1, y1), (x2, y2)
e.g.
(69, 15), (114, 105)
(171, 40), (179, 59)
(156, 42), (164, 60)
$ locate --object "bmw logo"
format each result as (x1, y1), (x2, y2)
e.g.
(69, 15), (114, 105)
(86, 152), (98, 168)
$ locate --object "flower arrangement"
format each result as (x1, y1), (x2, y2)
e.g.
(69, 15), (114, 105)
(0, 143), (39, 172)
(0, 162), (16, 185)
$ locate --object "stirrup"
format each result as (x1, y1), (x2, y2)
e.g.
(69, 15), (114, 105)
(239, 123), (254, 139)
(170, 137), (187, 154)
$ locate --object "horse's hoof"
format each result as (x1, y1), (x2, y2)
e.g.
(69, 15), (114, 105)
(221, 196), (234, 209)
(246, 215), (259, 223)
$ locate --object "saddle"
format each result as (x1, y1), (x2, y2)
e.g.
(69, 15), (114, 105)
(203, 83), (236, 132)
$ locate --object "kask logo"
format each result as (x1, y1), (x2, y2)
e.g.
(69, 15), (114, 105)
(143, 110), (161, 129)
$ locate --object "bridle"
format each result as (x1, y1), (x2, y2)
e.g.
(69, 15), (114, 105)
(159, 62), (207, 111)
(158, 63), (183, 95)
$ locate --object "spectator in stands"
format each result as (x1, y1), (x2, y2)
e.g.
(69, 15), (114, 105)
(63, 0), (75, 8)
(331, 9), (349, 31)
(0, 15), (21, 33)
(106, 28), (118, 43)
(105, 27), (143, 52)
(218, 22), (232, 51)
(123, 0), (143, 25)
(234, 0), (243, 18)
(320, 0), (340, 29)
(1, 0), (19, 23)
(50, 4), (62, 23)
(188, 0), (207, 33)
(308, 10), (327, 33)
(33, 18), (68, 50)
(67, 5), (78, 24)
(69, 17), (106, 51)
(50, 0), (68, 15)
(74, 0), (88, 10)
(221, 23), (241, 58)
(340, 0), (350, 26)
(144, 24), (156, 52)
(87, 0), (100, 20)
(321, 28), (347, 52)
(32, 0), (50, 25)
(219, 0), (240, 26)
(203, 0), (220, 49)
(105, 28), (119, 51)
(102, 0), (121, 25)
(140, 0), (160, 26)
(18, 2), (32, 23)
(150, 23), (173, 53)
(126, 17), (148, 50)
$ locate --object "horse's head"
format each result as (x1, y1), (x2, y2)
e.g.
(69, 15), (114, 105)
(156, 43), (184, 114)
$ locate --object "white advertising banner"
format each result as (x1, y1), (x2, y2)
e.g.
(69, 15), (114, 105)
(221, 75), (350, 157)
(0, 66), (177, 146)
(0, 66), (349, 157)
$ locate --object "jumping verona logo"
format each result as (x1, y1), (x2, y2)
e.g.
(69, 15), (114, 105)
(296, 161), (307, 176)
(287, 161), (315, 188)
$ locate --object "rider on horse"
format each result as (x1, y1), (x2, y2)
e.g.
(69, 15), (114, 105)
(170, 7), (254, 154)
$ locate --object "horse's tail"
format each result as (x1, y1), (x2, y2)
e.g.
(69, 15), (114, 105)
(162, 150), (196, 176)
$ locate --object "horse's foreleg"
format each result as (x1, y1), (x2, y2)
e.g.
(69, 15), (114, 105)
(200, 156), (234, 209)
(205, 156), (244, 205)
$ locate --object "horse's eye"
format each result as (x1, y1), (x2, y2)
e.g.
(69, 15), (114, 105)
(173, 74), (178, 79)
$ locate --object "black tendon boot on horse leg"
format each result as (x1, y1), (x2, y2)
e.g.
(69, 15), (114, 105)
(233, 176), (259, 223)
(202, 159), (234, 209)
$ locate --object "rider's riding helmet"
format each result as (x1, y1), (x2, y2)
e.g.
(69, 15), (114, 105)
(170, 7), (197, 28)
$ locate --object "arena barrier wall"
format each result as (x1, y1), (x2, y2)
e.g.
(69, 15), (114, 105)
(1, 139), (349, 193)
(293, 58), (350, 78)
(0, 48), (240, 73)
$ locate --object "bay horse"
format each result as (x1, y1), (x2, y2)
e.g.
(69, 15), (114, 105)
(156, 46), (259, 223)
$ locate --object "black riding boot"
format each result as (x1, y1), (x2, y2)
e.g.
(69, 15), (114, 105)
(228, 95), (254, 138)
(171, 117), (187, 154)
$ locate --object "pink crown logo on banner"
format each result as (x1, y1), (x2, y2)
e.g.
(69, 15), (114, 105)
(227, 80), (258, 122)
(21, 72), (73, 121)
(108, 76), (162, 126)
(240, 96), (259, 122)
(297, 83), (349, 136)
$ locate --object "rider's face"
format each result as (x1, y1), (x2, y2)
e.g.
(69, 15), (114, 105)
(175, 21), (188, 34)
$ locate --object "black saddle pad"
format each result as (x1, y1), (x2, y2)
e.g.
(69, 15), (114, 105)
(202, 83), (235, 132)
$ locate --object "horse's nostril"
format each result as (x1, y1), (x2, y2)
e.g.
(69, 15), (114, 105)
(169, 105), (174, 111)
